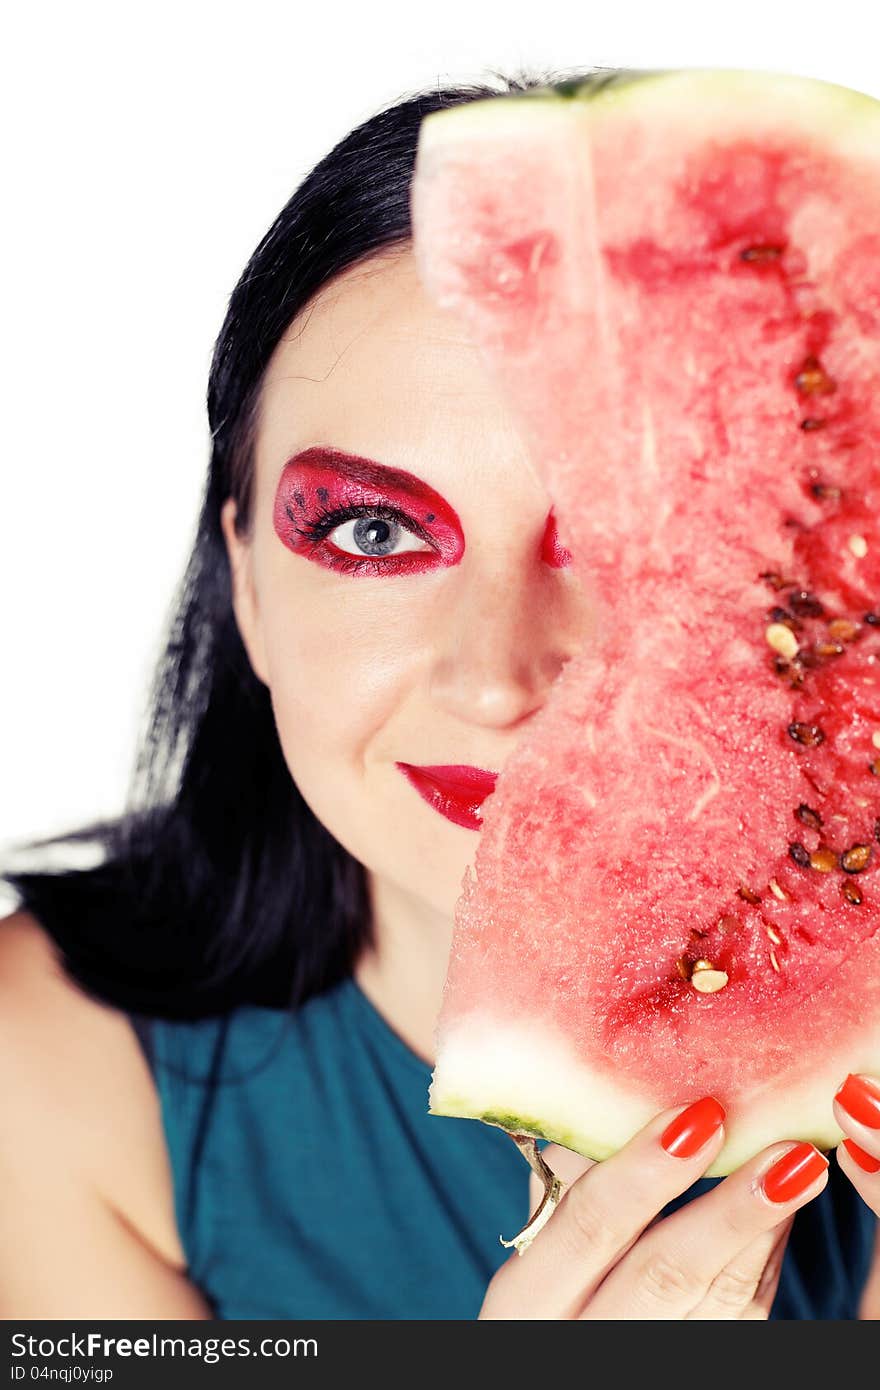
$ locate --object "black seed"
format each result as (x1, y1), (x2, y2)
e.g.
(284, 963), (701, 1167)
(864, 612), (880, 626)
(800, 417), (826, 431)
(788, 721), (825, 747)
(796, 802), (824, 831)
(841, 879), (863, 905)
(788, 590), (825, 618)
(788, 841), (811, 868)
(841, 843), (872, 874)
(293, 491), (306, 508)
(810, 481), (842, 501)
(874, 817), (880, 843)
(316, 486), (329, 502)
(425, 513), (435, 523)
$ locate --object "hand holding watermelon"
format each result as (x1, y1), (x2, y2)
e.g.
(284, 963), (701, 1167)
(480, 1096), (828, 1319)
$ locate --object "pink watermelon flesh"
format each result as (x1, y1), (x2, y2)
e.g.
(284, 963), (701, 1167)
(411, 70), (880, 1174)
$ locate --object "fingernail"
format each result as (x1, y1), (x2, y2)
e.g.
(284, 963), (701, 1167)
(762, 1142), (829, 1204)
(660, 1096), (726, 1158)
(835, 1074), (880, 1129)
(843, 1138), (880, 1173)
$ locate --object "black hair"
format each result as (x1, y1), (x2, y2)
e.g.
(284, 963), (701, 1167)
(2, 64), (628, 1020)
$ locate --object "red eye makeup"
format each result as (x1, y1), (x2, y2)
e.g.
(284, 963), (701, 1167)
(273, 446), (465, 576)
(540, 507), (572, 569)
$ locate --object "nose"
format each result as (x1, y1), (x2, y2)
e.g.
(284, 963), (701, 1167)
(428, 535), (591, 730)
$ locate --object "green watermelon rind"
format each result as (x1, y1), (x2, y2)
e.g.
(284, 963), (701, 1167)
(436, 1095), (839, 1173)
(430, 1092), (844, 1180)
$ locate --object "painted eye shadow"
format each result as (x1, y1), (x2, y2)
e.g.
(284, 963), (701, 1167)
(272, 446), (465, 576)
(540, 508), (573, 568)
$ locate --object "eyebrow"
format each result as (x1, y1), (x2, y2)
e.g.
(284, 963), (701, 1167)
(283, 445), (438, 500)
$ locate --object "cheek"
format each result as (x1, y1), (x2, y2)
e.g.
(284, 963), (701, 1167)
(254, 564), (423, 792)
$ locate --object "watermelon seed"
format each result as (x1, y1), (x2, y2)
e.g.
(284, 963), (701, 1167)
(870, 759), (880, 777)
(766, 622), (799, 661)
(864, 612), (880, 626)
(759, 570), (796, 591)
(810, 847), (838, 873)
(741, 244), (784, 263)
(765, 925), (784, 946)
(796, 802), (824, 831)
(737, 885), (762, 904)
(788, 590), (825, 617)
(815, 641), (845, 658)
(841, 880), (864, 905)
(810, 482), (842, 501)
(840, 844), (872, 874)
(788, 841), (811, 869)
(767, 605), (800, 627)
(717, 915), (742, 934)
(768, 949), (782, 973)
(788, 721), (825, 747)
(768, 878), (790, 901)
(795, 355), (836, 395)
(872, 733), (880, 750)
(774, 656), (804, 687)
(800, 417), (827, 431)
(675, 956), (690, 980)
(875, 818), (880, 843)
(828, 617), (862, 643)
(690, 966), (729, 994)
(848, 535), (868, 559)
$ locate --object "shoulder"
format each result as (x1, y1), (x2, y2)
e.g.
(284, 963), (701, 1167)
(0, 909), (187, 1270)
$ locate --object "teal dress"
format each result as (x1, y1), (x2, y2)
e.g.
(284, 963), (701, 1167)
(131, 977), (876, 1319)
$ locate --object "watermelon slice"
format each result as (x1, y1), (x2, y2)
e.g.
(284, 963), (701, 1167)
(411, 69), (880, 1180)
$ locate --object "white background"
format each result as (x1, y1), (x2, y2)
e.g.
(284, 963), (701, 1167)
(2, 0), (879, 905)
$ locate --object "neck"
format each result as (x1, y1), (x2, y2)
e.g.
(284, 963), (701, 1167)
(352, 874), (454, 1067)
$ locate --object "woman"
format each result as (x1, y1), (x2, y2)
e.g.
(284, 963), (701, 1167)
(2, 65), (879, 1320)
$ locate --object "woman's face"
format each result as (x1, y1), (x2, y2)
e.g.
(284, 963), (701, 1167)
(221, 246), (590, 925)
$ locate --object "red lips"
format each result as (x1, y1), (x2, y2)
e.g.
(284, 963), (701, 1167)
(396, 763), (498, 831)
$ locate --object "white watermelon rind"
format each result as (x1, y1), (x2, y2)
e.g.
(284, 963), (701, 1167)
(429, 1010), (880, 1177)
(417, 67), (880, 166)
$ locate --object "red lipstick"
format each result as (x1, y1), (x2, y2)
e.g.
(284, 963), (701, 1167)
(396, 763), (498, 831)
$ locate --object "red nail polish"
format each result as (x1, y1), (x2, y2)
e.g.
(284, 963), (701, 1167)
(843, 1138), (880, 1173)
(835, 1074), (880, 1129)
(762, 1143), (829, 1204)
(660, 1097), (726, 1158)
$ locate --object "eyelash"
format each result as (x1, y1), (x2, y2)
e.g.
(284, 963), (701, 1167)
(287, 501), (437, 574)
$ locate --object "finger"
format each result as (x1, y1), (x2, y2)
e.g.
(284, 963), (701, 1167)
(583, 1140), (828, 1320)
(527, 1143), (594, 1215)
(481, 1096), (727, 1320)
(748, 1218), (795, 1319)
(835, 1136), (880, 1214)
(686, 1217), (793, 1320)
(833, 1074), (880, 1167)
